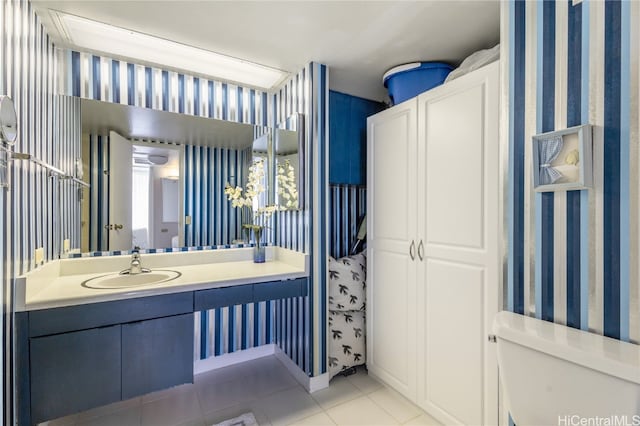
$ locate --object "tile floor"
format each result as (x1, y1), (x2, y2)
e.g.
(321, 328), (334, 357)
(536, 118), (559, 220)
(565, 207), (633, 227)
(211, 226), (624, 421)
(42, 356), (441, 426)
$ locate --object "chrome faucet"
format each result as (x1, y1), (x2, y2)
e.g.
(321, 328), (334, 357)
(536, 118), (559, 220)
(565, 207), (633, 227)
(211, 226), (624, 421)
(120, 247), (150, 275)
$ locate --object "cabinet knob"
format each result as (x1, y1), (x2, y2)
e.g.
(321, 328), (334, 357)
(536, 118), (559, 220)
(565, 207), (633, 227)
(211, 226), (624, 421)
(417, 240), (424, 261)
(409, 240), (416, 261)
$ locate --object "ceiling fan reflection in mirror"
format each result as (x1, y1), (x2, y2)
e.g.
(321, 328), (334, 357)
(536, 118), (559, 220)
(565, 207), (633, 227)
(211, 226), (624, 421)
(133, 154), (168, 166)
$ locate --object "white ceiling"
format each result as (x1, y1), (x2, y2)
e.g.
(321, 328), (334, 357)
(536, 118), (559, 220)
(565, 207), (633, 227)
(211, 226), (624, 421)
(33, 0), (500, 101)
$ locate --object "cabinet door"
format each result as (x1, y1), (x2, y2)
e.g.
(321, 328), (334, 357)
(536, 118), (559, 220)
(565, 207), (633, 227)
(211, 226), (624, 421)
(416, 62), (500, 425)
(30, 325), (122, 424)
(121, 313), (194, 399)
(366, 99), (418, 399)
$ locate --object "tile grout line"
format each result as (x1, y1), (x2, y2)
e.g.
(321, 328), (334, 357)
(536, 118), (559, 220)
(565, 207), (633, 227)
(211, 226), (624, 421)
(365, 391), (421, 425)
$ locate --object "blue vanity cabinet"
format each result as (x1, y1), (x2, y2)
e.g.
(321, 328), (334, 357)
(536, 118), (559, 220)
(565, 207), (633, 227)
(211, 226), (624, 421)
(16, 277), (309, 425)
(30, 325), (122, 424)
(121, 313), (194, 399)
(18, 292), (195, 425)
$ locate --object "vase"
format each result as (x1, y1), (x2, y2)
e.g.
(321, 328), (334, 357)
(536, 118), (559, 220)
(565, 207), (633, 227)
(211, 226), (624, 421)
(252, 227), (265, 263)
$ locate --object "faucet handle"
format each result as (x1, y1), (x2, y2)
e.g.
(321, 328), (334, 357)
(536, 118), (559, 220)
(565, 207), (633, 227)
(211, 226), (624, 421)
(132, 246), (140, 253)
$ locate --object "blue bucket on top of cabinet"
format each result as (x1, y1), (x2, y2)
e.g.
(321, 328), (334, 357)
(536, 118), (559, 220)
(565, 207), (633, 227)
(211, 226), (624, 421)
(383, 62), (453, 105)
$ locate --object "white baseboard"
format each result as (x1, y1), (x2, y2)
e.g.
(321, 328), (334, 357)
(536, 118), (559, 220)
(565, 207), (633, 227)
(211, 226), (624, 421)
(273, 346), (329, 393)
(308, 372), (330, 393)
(192, 344), (329, 394)
(194, 344), (276, 375)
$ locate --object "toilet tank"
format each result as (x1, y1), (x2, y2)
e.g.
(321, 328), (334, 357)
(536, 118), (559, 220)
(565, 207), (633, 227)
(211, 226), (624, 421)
(493, 311), (640, 426)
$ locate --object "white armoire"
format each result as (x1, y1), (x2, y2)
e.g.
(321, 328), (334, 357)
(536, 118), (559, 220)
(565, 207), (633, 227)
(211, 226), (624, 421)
(366, 61), (500, 425)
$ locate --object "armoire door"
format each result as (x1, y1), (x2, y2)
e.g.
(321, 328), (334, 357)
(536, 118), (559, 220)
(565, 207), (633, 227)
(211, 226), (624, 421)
(367, 99), (418, 399)
(415, 62), (500, 425)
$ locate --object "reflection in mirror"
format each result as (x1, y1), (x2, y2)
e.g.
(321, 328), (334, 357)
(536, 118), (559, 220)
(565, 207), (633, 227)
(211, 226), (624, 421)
(222, 129), (273, 244)
(251, 130), (272, 209)
(81, 130), (184, 252)
(275, 113), (304, 211)
(131, 141), (181, 250)
(74, 96), (269, 254)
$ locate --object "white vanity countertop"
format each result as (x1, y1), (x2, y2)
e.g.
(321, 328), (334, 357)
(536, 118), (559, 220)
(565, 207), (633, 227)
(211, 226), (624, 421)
(16, 247), (308, 311)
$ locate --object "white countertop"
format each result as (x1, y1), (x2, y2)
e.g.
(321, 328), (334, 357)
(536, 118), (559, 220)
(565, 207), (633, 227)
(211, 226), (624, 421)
(16, 247), (308, 311)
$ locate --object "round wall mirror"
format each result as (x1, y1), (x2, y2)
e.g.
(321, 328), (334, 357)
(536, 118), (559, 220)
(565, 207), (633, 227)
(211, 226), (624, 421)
(0, 96), (18, 145)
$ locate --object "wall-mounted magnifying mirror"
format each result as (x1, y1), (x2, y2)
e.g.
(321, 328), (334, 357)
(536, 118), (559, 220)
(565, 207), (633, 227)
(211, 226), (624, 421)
(0, 95), (18, 145)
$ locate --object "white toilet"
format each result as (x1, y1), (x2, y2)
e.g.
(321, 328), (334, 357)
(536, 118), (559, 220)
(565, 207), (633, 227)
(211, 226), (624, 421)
(494, 311), (640, 426)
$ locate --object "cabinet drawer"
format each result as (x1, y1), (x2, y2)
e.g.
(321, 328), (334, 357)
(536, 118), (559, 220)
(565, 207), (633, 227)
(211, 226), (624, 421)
(30, 325), (122, 423)
(194, 284), (253, 311)
(194, 278), (308, 311)
(253, 278), (307, 301)
(29, 292), (194, 337)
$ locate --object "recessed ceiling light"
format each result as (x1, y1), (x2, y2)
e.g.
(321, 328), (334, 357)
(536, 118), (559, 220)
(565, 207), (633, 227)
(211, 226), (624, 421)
(52, 11), (289, 89)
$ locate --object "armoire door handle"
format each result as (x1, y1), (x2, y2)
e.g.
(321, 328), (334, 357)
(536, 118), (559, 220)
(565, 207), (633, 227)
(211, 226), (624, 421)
(409, 240), (416, 261)
(418, 240), (424, 261)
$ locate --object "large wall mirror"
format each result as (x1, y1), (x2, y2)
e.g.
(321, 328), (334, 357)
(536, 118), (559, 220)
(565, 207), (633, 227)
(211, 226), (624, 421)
(66, 96), (304, 254)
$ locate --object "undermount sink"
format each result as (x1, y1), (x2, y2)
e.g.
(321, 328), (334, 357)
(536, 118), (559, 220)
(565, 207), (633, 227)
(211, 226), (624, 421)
(82, 270), (181, 289)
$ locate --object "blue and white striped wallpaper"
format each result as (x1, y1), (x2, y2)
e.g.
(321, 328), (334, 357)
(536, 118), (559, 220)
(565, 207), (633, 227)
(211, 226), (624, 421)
(1, 0), (81, 423)
(64, 51), (330, 376)
(505, 0), (639, 344)
(194, 301), (274, 360)
(85, 133), (108, 252)
(56, 96), (82, 253)
(272, 63), (329, 376)
(62, 51), (270, 126)
(2, 2), (62, 272)
(183, 144), (250, 247)
(329, 185), (366, 259)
